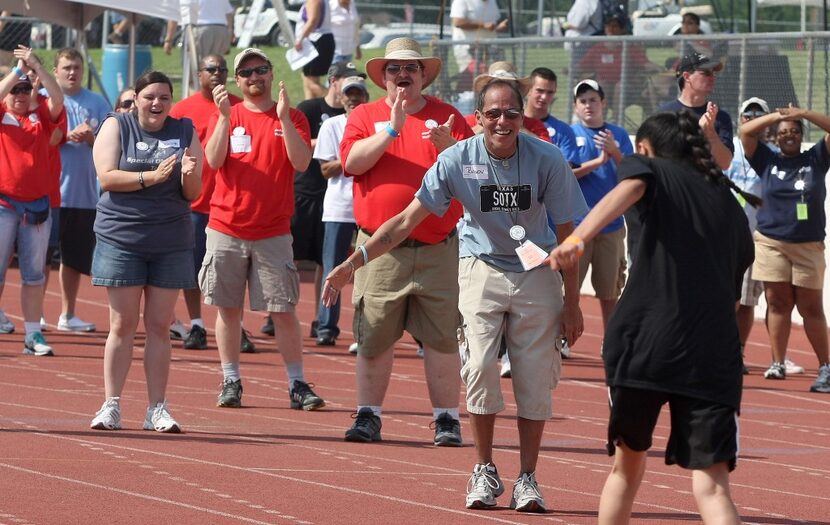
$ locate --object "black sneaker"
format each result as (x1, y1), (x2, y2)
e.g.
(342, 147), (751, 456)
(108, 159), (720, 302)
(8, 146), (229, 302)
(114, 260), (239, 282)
(261, 316), (274, 336)
(316, 332), (336, 346)
(432, 412), (462, 447)
(184, 325), (208, 350)
(217, 379), (242, 407)
(344, 407), (382, 442)
(240, 329), (256, 353)
(289, 380), (325, 410)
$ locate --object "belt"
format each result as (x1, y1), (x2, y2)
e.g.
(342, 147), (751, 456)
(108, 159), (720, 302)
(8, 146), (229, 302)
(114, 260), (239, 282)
(359, 227), (456, 248)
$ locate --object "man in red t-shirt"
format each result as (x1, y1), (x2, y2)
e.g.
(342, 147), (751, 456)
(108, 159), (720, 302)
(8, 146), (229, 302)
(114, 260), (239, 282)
(339, 37), (473, 446)
(168, 54), (256, 354)
(203, 47), (325, 411)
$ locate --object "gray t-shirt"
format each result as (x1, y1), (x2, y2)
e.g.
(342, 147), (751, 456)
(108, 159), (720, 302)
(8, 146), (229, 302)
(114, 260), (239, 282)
(416, 134), (588, 273)
(94, 112), (195, 253)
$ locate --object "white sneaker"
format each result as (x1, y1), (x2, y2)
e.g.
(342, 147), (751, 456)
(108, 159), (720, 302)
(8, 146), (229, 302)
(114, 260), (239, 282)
(0, 309), (15, 334)
(511, 471), (546, 512)
(40, 317), (48, 331)
(348, 342), (359, 354)
(23, 332), (54, 356)
(785, 358), (805, 375)
(500, 354), (512, 378)
(143, 402), (181, 433)
(91, 398), (122, 430)
(58, 315), (96, 332)
(466, 463), (504, 509)
(559, 337), (571, 359)
(169, 320), (188, 340)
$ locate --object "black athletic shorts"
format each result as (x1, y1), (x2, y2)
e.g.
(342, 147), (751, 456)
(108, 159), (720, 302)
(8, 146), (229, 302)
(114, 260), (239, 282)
(606, 386), (738, 471)
(303, 33), (335, 77)
(59, 208), (96, 275)
(290, 194), (324, 265)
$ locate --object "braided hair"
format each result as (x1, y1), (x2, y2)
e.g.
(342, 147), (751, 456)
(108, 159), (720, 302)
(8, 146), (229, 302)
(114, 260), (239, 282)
(635, 111), (762, 208)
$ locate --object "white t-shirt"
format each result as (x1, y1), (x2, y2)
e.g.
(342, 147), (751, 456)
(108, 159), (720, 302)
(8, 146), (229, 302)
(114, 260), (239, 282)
(314, 114), (354, 223)
(329, 0), (360, 57)
(181, 0), (233, 26)
(449, 0), (501, 70)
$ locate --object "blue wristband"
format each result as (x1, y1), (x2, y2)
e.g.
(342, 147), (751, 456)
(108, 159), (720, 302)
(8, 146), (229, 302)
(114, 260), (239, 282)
(385, 123), (400, 138)
(12, 66), (25, 79)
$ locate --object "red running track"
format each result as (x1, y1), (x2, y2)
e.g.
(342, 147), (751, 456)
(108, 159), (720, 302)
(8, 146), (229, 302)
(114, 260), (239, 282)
(0, 268), (828, 524)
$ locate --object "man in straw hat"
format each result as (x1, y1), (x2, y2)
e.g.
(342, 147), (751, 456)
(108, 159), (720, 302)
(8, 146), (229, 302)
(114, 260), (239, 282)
(324, 78), (586, 512)
(202, 47), (326, 411)
(338, 37), (473, 446)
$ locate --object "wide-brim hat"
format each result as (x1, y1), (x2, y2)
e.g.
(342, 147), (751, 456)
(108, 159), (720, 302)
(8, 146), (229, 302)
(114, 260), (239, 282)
(473, 61), (532, 96)
(365, 37), (442, 89)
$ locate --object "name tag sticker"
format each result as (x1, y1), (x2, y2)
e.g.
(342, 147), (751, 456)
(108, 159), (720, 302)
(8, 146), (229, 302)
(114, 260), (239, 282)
(230, 135), (252, 154)
(462, 164), (488, 179)
(515, 240), (548, 271)
(159, 139), (180, 149)
(797, 202), (809, 221)
(374, 121), (391, 133)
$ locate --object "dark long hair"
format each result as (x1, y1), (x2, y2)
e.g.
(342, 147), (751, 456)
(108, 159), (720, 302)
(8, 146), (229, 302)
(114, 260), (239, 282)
(635, 111), (762, 208)
(134, 70), (173, 96)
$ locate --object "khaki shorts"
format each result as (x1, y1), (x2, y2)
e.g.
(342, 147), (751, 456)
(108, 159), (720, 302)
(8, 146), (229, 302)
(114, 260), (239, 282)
(352, 229), (460, 357)
(459, 257), (563, 421)
(200, 228), (299, 312)
(753, 231), (825, 290)
(578, 226), (627, 300)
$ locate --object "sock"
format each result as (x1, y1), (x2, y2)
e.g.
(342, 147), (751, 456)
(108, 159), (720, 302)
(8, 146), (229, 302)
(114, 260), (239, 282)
(358, 405), (382, 417)
(433, 407), (459, 420)
(190, 318), (204, 329)
(24, 321), (40, 335)
(221, 362), (240, 382)
(286, 362), (304, 389)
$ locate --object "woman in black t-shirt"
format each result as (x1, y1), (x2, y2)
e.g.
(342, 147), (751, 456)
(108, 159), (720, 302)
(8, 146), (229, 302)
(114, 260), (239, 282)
(550, 110), (756, 524)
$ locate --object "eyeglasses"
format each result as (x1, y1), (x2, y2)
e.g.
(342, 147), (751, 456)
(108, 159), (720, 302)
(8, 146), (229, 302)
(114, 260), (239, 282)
(384, 63), (422, 75)
(741, 110), (766, 119)
(10, 85), (32, 95)
(482, 108), (523, 121)
(236, 64), (272, 77)
(118, 99), (134, 109)
(777, 128), (802, 137)
(201, 66), (228, 74)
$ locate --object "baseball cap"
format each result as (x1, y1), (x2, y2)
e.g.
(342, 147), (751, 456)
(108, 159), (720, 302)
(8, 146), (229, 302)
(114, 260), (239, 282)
(341, 76), (368, 94)
(328, 61), (366, 79)
(675, 52), (723, 78)
(233, 47), (271, 72)
(573, 79), (604, 100)
(739, 97), (770, 114)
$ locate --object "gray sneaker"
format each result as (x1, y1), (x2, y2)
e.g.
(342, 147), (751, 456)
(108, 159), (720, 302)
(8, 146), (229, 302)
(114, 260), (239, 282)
(432, 412), (462, 447)
(810, 363), (830, 393)
(465, 463), (504, 509)
(510, 471), (546, 513)
(764, 362), (786, 380)
(217, 379), (243, 407)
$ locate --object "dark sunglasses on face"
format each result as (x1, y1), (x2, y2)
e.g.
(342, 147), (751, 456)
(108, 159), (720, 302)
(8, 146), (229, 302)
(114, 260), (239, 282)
(201, 66), (228, 74)
(236, 64), (272, 77)
(385, 63), (422, 75)
(10, 85), (33, 95)
(482, 108), (522, 121)
(741, 110), (766, 119)
(119, 99), (134, 109)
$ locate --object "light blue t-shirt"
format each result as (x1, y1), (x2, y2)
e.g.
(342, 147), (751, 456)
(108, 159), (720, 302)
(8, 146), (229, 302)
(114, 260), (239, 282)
(541, 114), (581, 168)
(60, 89), (111, 209)
(571, 121), (633, 234)
(416, 133), (588, 273)
(725, 136), (764, 231)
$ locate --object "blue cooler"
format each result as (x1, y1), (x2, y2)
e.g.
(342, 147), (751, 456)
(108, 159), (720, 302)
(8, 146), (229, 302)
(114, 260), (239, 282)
(101, 44), (152, 106)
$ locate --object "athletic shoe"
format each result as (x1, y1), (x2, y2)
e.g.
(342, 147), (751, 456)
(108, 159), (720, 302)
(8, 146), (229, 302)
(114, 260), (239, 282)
(261, 315), (274, 336)
(764, 362), (786, 380)
(500, 354), (512, 378)
(289, 380), (325, 410)
(183, 325), (208, 349)
(169, 320), (188, 340)
(465, 463), (504, 509)
(90, 398), (122, 430)
(432, 412), (462, 447)
(316, 333), (336, 346)
(348, 342), (359, 355)
(23, 332), (54, 356)
(40, 317), (48, 331)
(143, 402), (181, 433)
(809, 364), (830, 393)
(217, 378), (243, 408)
(0, 309), (15, 334)
(559, 337), (571, 359)
(510, 471), (546, 513)
(57, 315), (96, 332)
(344, 407), (382, 442)
(785, 358), (805, 375)
(240, 329), (256, 353)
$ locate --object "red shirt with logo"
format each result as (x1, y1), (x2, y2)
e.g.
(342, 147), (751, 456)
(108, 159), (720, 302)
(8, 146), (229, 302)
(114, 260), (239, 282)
(170, 91), (242, 214)
(207, 103), (311, 240)
(341, 96), (473, 244)
(463, 113), (549, 141)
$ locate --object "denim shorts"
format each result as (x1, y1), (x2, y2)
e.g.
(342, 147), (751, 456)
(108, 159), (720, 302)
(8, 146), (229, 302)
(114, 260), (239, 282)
(0, 203), (51, 285)
(91, 238), (196, 289)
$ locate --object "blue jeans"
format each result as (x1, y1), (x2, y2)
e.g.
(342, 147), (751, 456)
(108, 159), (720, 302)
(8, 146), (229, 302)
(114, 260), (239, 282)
(316, 221), (356, 338)
(0, 204), (51, 285)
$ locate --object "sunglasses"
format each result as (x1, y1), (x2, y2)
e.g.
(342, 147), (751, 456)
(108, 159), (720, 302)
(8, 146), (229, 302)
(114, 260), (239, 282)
(482, 108), (523, 121)
(10, 85), (33, 95)
(118, 99), (134, 109)
(201, 66), (228, 74)
(741, 110), (766, 119)
(384, 63), (422, 75)
(236, 64), (272, 77)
